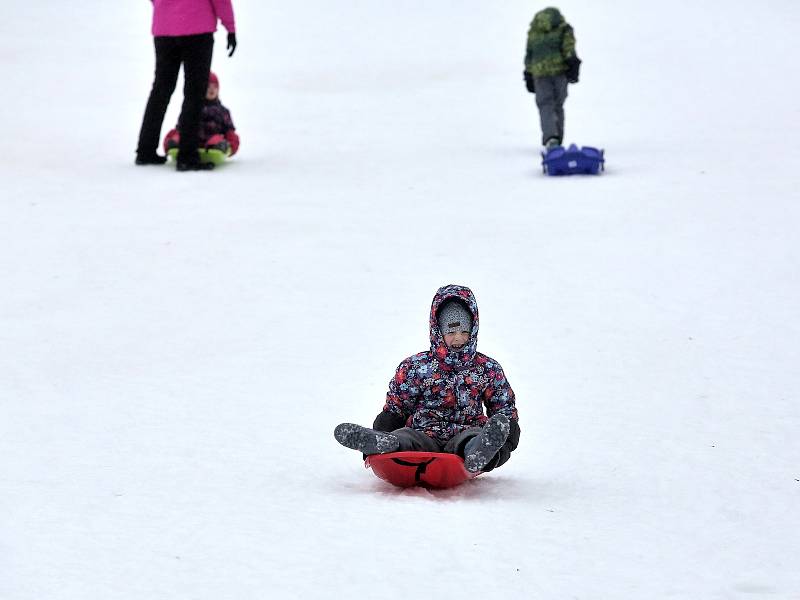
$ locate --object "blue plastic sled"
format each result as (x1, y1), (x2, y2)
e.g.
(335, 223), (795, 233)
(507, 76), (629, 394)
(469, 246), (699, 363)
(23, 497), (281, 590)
(542, 144), (604, 175)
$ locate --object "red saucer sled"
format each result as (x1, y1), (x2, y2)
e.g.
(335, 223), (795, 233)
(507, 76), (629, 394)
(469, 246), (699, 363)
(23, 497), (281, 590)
(365, 451), (480, 489)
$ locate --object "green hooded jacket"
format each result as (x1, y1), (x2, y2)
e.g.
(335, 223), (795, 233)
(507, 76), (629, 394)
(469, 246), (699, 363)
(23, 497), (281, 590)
(524, 7), (577, 78)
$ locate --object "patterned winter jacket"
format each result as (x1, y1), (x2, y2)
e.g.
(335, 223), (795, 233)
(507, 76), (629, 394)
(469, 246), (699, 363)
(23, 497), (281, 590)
(524, 7), (577, 78)
(169, 99), (239, 155)
(375, 285), (519, 445)
(198, 99), (236, 141)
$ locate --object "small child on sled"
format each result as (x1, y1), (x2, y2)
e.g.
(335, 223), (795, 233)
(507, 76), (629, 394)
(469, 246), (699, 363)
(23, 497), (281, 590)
(335, 284), (520, 474)
(163, 71), (240, 165)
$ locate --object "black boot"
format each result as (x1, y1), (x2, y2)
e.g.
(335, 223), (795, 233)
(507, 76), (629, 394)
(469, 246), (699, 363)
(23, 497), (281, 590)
(334, 423), (399, 455)
(135, 153), (167, 166)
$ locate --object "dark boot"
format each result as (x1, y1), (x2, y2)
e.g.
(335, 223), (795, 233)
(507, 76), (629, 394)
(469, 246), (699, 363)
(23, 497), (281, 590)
(463, 413), (511, 473)
(334, 423), (399, 455)
(176, 160), (214, 172)
(135, 153), (168, 166)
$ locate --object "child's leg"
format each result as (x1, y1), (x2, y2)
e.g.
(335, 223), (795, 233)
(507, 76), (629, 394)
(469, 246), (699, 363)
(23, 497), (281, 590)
(443, 426), (483, 456)
(553, 75), (568, 144)
(461, 414), (512, 473)
(204, 134), (229, 152)
(163, 128), (180, 152)
(392, 428), (442, 452)
(535, 76), (562, 145)
(448, 418), (521, 472)
(334, 423), (399, 455)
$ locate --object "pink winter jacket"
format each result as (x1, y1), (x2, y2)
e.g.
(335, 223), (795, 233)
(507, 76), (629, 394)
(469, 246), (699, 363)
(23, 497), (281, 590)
(151, 0), (236, 37)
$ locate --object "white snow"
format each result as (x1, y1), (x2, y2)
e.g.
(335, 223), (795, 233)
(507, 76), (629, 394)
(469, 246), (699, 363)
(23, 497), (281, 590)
(2, 1), (800, 598)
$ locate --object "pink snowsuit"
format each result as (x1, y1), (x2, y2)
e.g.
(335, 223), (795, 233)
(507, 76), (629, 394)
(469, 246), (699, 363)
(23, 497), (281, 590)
(151, 0), (236, 37)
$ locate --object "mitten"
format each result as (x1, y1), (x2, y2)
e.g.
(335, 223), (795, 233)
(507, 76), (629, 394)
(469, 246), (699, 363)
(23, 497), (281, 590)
(524, 70), (536, 93)
(565, 56), (581, 83)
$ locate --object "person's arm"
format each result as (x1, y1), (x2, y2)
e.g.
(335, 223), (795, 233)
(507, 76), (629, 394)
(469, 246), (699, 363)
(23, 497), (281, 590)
(561, 25), (576, 59)
(220, 105), (239, 156)
(210, 0), (235, 33)
(483, 363), (520, 451)
(374, 358), (418, 432)
(224, 130), (240, 156)
(562, 25), (581, 83)
(220, 106), (235, 132)
(210, 0), (237, 56)
(523, 22), (537, 93)
(524, 21), (536, 69)
(220, 107), (239, 155)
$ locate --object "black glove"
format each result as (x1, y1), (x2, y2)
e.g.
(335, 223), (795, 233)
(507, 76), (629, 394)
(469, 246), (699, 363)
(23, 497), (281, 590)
(373, 411), (405, 432)
(524, 70), (535, 94)
(565, 56), (581, 83)
(227, 32), (237, 57)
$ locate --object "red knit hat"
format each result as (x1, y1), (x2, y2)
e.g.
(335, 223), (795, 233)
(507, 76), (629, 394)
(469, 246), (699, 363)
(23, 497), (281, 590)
(208, 71), (219, 88)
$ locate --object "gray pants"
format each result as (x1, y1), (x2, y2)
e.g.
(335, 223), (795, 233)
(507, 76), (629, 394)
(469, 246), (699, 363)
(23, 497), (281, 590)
(534, 74), (568, 145)
(392, 427), (508, 472)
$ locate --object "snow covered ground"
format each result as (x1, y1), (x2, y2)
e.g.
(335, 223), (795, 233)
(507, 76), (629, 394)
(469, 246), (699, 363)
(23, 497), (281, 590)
(2, 1), (800, 598)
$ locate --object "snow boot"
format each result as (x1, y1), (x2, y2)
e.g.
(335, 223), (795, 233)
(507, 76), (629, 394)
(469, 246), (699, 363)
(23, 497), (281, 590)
(545, 137), (561, 150)
(463, 413), (511, 473)
(334, 423), (400, 455)
(135, 153), (167, 165)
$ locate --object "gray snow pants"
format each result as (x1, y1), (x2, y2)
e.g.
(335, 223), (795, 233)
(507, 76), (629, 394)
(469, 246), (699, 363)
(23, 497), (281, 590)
(534, 74), (568, 145)
(392, 427), (507, 472)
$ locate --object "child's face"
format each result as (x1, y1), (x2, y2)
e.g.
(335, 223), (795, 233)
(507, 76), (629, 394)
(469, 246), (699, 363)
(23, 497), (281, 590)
(443, 330), (470, 350)
(206, 83), (219, 101)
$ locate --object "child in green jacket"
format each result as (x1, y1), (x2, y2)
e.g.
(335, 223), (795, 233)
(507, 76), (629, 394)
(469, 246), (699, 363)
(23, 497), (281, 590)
(524, 7), (582, 148)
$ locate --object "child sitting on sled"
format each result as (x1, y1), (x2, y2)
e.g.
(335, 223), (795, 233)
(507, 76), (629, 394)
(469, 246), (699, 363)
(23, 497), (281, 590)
(334, 284), (520, 473)
(163, 71), (240, 159)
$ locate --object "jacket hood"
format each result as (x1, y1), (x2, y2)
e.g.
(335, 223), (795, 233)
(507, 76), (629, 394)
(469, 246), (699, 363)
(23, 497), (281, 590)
(533, 7), (564, 33)
(429, 284), (479, 370)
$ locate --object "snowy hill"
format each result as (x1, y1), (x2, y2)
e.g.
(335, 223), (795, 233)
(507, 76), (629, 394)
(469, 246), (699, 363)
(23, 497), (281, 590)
(2, 1), (799, 598)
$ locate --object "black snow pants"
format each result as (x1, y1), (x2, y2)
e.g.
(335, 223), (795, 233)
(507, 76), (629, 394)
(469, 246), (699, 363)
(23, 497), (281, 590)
(136, 33), (214, 163)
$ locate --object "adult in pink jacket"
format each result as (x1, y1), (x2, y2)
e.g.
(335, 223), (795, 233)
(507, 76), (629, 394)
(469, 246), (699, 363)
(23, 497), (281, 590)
(135, 0), (237, 171)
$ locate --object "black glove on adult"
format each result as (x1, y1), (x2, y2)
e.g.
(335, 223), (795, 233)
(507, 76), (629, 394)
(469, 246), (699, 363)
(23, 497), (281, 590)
(565, 56), (581, 83)
(227, 33), (237, 57)
(524, 70), (536, 93)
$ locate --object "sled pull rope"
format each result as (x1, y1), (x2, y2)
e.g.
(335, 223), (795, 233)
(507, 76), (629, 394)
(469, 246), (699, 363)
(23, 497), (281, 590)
(391, 457), (437, 482)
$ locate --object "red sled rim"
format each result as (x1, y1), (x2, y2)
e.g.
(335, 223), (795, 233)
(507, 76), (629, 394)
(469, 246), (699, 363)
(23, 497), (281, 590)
(365, 451), (480, 489)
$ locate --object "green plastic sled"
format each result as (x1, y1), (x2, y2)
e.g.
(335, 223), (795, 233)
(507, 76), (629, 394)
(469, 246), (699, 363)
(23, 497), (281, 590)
(167, 147), (230, 166)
